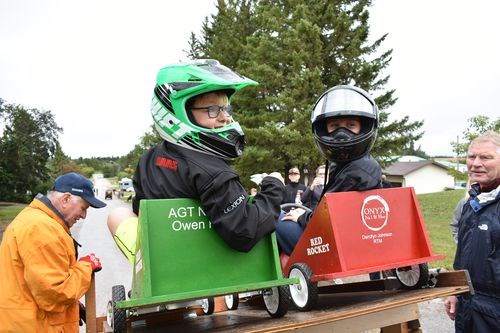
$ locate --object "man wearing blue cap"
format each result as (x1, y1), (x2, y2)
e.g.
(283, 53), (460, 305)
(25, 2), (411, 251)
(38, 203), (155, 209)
(0, 172), (106, 333)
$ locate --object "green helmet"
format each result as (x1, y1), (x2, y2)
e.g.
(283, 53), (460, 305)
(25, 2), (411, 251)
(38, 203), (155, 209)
(151, 59), (258, 159)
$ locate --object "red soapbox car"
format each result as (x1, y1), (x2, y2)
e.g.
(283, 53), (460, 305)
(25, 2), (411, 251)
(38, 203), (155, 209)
(280, 186), (444, 311)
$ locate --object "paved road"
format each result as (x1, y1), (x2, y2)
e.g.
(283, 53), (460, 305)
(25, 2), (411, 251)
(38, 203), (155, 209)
(71, 178), (133, 320)
(418, 298), (454, 332)
(71, 177), (455, 332)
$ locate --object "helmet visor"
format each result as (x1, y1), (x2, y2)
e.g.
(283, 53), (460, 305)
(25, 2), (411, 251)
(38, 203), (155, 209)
(195, 59), (252, 84)
(312, 87), (377, 122)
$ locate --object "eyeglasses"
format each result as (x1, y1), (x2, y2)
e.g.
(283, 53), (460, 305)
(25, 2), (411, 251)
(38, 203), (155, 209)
(191, 105), (233, 118)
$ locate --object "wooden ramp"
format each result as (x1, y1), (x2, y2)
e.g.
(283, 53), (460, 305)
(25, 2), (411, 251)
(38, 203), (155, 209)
(87, 270), (472, 333)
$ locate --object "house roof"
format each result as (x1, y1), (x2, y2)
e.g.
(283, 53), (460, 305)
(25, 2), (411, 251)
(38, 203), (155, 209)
(395, 155), (427, 162)
(434, 160), (467, 169)
(383, 160), (449, 176)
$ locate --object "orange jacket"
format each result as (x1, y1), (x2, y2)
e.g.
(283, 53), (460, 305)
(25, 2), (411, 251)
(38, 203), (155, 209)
(0, 196), (92, 333)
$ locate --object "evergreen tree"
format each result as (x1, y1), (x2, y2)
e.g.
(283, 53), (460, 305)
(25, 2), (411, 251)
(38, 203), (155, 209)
(187, 0), (424, 186)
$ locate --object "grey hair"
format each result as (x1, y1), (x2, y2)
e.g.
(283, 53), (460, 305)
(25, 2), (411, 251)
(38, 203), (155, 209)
(47, 190), (65, 200)
(469, 131), (500, 153)
(47, 190), (85, 204)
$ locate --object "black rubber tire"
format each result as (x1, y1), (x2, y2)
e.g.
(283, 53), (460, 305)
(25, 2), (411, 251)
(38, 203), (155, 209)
(288, 263), (318, 311)
(110, 285), (127, 333)
(201, 297), (215, 315)
(394, 263), (430, 289)
(224, 293), (239, 310)
(263, 285), (290, 318)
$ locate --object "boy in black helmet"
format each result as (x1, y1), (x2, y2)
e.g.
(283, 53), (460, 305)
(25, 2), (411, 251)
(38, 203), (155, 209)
(276, 85), (382, 256)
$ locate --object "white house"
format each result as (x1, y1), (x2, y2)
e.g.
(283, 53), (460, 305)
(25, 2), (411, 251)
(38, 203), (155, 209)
(383, 160), (455, 194)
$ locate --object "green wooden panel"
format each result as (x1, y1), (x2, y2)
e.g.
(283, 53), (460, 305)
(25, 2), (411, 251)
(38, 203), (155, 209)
(123, 198), (292, 308)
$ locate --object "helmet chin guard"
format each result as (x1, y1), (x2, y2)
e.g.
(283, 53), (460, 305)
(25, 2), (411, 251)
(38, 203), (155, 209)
(151, 59), (257, 159)
(311, 85), (379, 163)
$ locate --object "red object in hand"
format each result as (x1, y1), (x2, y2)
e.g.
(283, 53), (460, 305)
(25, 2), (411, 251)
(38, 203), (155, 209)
(79, 253), (102, 272)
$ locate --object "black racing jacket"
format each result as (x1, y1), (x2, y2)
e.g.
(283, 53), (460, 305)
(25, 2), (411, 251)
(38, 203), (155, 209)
(454, 183), (500, 297)
(297, 154), (382, 228)
(132, 142), (285, 252)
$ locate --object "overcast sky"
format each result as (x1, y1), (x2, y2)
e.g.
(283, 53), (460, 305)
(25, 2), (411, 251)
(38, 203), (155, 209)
(1, 0), (499, 158)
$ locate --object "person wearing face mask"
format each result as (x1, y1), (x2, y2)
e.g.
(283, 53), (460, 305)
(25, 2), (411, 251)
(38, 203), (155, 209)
(276, 85), (382, 256)
(107, 60), (285, 262)
(0, 172), (106, 333)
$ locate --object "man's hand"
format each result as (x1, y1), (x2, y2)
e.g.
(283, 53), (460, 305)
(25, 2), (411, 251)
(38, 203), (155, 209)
(79, 301), (86, 326)
(310, 176), (323, 190)
(282, 208), (306, 222)
(444, 295), (457, 320)
(79, 253), (102, 272)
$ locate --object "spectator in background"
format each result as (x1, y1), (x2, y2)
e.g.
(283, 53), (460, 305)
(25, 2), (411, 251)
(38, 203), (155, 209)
(381, 174), (392, 188)
(282, 167), (307, 205)
(300, 165), (326, 210)
(0, 172), (105, 333)
(444, 131), (500, 332)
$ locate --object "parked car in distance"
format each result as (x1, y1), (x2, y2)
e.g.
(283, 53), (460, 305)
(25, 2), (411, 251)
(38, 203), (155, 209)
(454, 181), (467, 189)
(119, 177), (133, 191)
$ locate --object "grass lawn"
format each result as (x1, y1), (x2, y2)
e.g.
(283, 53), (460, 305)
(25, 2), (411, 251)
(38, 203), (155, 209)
(417, 189), (466, 270)
(0, 202), (26, 239)
(0, 190), (465, 270)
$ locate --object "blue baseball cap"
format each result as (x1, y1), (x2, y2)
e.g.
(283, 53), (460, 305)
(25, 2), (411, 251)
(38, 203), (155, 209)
(52, 172), (106, 208)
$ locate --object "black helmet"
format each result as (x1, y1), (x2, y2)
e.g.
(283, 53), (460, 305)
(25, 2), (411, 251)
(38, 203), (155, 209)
(311, 85), (378, 163)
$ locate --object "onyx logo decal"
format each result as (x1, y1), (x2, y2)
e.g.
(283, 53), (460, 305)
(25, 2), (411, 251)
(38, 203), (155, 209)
(361, 195), (389, 231)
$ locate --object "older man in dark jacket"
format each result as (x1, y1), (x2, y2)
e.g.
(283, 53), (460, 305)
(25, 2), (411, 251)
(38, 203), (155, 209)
(445, 131), (500, 333)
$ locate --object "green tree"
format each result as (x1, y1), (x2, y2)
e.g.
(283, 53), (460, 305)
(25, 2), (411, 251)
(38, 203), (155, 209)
(451, 115), (500, 157)
(45, 142), (83, 188)
(396, 140), (430, 161)
(187, 0), (424, 185)
(0, 103), (62, 202)
(117, 125), (162, 178)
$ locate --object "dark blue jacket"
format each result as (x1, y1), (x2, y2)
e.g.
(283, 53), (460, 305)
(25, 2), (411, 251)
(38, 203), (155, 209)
(453, 183), (500, 333)
(454, 183), (500, 295)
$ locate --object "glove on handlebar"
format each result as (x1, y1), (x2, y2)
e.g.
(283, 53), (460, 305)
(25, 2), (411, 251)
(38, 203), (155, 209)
(79, 253), (102, 272)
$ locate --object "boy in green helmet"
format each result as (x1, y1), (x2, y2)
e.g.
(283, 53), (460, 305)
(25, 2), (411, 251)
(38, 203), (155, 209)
(108, 60), (285, 263)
